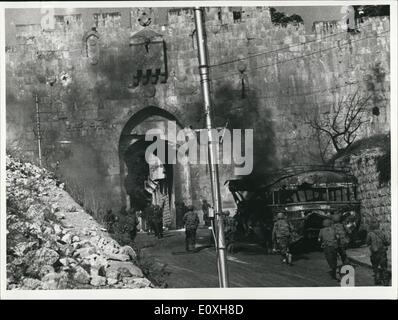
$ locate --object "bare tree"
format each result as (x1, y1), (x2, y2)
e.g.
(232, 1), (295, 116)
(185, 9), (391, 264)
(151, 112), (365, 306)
(305, 90), (372, 154)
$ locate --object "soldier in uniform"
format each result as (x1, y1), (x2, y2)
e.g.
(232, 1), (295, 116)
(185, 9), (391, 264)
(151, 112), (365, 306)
(126, 208), (139, 242)
(223, 211), (238, 254)
(152, 204), (164, 239)
(201, 199), (211, 227)
(272, 212), (293, 265)
(183, 205), (200, 252)
(144, 205), (156, 236)
(332, 213), (349, 265)
(366, 218), (390, 285)
(318, 218), (339, 280)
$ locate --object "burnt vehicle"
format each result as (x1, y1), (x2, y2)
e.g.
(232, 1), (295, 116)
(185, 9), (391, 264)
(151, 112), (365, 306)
(227, 165), (362, 247)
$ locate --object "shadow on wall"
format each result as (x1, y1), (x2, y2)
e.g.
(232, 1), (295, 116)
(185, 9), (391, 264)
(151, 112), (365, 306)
(6, 91), (36, 160)
(56, 142), (112, 221)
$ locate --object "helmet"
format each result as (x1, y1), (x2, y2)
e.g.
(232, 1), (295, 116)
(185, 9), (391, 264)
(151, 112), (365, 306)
(331, 213), (341, 222)
(323, 218), (332, 227)
(276, 212), (285, 220)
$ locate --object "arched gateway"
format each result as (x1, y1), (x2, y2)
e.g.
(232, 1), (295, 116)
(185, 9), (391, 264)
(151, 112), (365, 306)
(118, 106), (192, 229)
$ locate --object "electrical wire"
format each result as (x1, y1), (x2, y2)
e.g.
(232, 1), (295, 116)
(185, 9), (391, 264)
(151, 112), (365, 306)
(250, 78), (383, 101)
(210, 30), (390, 82)
(209, 22), (380, 69)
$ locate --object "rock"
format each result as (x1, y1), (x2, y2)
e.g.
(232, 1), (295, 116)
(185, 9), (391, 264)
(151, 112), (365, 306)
(105, 253), (130, 262)
(72, 242), (83, 250)
(122, 277), (152, 288)
(39, 265), (55, 278)
(105, 268), (120, 280)
(53, 224), (62, 235)
(61, 233), (72, 244)
(74, 246), (96, 258)
(90, 275), (106, 286)
(59, 244), (75, 257)
(59, 257), (77, 267)
(25, 203), (52, 221)
(85, 254), (108, 275)
(43, 226), (53, 235)
(106, 261), (144, 278)
(72, 235), (80, 243)
(107, 278), (118, 285)
(68, 205), (77, 212)
(56, 212), (66, 220)
(120, 246), (137, 261)
(26, 248), (60, 277)
(41, 272), (68, 290)
(51, 204), (60, 213)
(21, 278), (43, 290)
(73, 266), (91, 284)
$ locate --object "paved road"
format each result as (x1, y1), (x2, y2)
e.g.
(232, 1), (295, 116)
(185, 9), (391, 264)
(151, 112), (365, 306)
(136, 227), (375, 288)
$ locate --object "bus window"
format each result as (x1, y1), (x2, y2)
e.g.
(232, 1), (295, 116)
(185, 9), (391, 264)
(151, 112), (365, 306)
(341, 188), (348, 201)
(298, 190), (306, 202)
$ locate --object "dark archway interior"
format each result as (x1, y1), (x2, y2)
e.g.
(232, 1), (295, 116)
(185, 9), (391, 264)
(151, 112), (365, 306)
(123, 138), (174, 213)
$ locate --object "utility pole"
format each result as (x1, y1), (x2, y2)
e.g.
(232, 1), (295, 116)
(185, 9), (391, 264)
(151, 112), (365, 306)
(194, 7), (229, 288)
(35, 93), (42, 166)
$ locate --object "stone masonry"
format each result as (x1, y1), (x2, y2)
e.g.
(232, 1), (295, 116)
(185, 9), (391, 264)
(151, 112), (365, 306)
(335, 146), (391, 235)
(5, 7), (391, 226)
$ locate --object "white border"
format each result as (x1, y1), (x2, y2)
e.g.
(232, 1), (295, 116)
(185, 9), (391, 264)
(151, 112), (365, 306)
(0, 0), (397, 300)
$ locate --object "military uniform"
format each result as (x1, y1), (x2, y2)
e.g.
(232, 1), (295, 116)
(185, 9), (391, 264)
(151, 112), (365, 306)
(224, 216), (238, 254)
(152, 205), (164, 239)
(145, 205), (156, 235)
(366, 227), (390, 285)
(333, 222), (349, 265)
(318, 221), (339, 279)
(202, 201), (211, 226)
(183, 209), (200, 251)
(272, 216), (292, 263)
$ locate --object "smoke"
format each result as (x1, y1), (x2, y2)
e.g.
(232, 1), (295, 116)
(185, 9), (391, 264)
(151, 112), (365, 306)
(193, 84), (278, 180)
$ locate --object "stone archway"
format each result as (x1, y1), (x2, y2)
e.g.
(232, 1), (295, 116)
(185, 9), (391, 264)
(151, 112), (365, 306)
(118, 106), (191, 229)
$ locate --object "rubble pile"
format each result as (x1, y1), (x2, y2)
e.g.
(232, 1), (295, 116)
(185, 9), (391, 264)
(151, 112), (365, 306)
(6, 155), (153, 289)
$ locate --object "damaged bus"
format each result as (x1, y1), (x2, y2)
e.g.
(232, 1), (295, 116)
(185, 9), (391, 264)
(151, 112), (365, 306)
(227, 165), (362, 247)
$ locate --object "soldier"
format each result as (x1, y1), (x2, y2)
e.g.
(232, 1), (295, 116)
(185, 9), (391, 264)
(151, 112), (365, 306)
(183, 205), (200, 252)
(366, 218), (390, 285)
(223, 211), (238, 254)
(318, 218), (339, 280)
(153, 204), (164, 239)
(144, 205), (156, 236)
(272, 212), (293, 265)
(332, 213), (350, 265)
(126, 208), (139, 242)
(201, 199), (211, 227)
